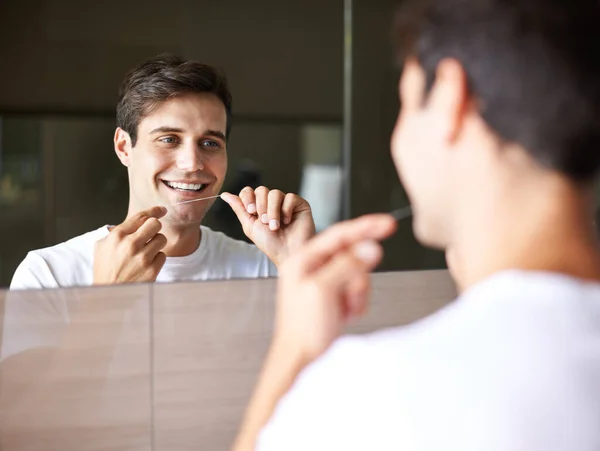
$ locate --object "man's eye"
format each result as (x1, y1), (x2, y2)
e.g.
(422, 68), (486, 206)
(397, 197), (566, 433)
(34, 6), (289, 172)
(202, 140), (221, 149)
(159, 136), (178, 144)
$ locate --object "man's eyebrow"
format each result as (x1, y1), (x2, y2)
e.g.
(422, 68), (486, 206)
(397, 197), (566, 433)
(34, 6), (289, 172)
(149, 126), (184, 134)
(148, 127), (226, 141)
(204, 130), (227, 141)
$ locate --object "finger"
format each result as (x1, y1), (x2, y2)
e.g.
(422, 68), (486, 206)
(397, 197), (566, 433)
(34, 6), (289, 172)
(309, 241), (381, 317)
(118, 206), (167, 235)
(143, 233), (167, 257)
(153, 251), (167, 270)
(221, 192), (255, 232)
(131, 217), (163, 249)
(314, 240), (382, 289)
(255, 186), (269, 224)
(281, 193), (304, 225)
(292, 215), (396, 275)
(267, 190), (285, 231)
(238, 186), (257, 215)
(143, 251), (167, 282)
(345, 275), (371, 320)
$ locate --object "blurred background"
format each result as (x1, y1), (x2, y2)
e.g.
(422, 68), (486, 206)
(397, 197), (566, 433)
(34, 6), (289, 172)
(0, 0), (450, 287)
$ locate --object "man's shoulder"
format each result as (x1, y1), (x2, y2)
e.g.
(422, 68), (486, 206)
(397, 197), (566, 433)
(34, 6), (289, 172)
(29, 226), (109, 264)
(10, 226), (109, 289)
(257, 331), (407, 451)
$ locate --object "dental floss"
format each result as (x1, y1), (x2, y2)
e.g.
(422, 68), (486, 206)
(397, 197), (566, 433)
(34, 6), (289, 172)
(389, 206), (412, 221)
(170, 195), (412, 223)
(171, 194), (222, 206)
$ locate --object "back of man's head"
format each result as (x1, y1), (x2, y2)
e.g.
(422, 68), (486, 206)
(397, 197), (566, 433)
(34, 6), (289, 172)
(395, 0), (600, 182)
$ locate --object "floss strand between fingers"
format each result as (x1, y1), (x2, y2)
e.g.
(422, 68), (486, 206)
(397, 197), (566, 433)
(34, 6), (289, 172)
(389, 206), (412, 221)
(170, 194), (223, 206)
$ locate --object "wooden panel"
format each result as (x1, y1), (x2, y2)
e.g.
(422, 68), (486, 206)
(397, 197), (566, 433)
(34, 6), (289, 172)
(350, 270), (457, 333)
(0, 284), (152, 451)
(0, 289), (4, 365)
(152, 270), (456, 450)
(152, 278), (276, 451)
(0, 270), (456, 450)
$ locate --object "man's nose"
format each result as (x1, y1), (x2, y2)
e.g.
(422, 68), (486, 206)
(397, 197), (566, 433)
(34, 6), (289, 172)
(176, 143), (204, 172)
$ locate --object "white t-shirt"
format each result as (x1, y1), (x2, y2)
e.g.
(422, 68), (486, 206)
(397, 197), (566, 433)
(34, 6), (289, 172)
(258, 271), (600, 451)
(2, 225), (276, 363)
(9, 225), (276, 290)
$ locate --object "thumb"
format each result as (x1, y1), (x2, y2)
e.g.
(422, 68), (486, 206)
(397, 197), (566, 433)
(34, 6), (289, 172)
(221, 192), (255, 232)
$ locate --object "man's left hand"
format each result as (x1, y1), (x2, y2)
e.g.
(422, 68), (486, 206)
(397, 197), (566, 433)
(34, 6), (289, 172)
(221, 186), (316, 268)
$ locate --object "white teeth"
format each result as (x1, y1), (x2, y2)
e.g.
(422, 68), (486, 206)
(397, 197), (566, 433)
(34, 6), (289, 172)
(165, 181), (205, 191)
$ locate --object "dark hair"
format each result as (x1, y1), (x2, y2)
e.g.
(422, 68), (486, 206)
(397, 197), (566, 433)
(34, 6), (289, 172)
(395, 0), (600, 182)
(116, 54), (233, 146)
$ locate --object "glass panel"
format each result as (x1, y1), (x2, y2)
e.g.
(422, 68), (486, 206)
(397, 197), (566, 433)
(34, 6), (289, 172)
(48, 118), (127, 242)
(0, 117), (46, 287)
(0, 116), (342, 287)
(205, 122), (343, 240)
(348, 0), (447, 271)
(0, 0), (344, 288)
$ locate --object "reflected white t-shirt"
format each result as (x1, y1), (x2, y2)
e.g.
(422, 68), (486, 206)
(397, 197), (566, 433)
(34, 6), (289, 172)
(258, 271), (600, 451)
(9, 225), (276, 290)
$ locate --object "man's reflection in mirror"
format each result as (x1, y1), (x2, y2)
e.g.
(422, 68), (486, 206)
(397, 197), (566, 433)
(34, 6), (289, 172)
(0, 56), (316, 448)
(9, 54), (316, 291)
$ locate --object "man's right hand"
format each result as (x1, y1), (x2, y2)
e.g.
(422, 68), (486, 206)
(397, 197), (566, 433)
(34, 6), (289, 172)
(93, 206), (168, 285)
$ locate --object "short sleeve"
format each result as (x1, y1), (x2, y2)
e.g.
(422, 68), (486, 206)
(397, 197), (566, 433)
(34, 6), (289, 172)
(10, 252), (60, 291)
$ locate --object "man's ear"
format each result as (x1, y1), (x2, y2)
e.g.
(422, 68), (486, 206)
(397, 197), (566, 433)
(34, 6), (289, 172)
(114, 127), (133, 167)
(426, 58), (469, 143)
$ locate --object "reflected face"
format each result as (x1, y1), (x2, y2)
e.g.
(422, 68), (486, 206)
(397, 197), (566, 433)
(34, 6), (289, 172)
(390, 59), (452, 248)
(124, 92), (228, 226)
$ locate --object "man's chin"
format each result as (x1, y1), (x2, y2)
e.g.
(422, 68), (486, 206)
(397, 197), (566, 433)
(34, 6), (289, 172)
(162, 209), (207, 227)
(413, 218), (447, 250)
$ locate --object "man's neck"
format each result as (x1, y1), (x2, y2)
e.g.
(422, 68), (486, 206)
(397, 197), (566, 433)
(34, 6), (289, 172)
(160, 223), (202, 257)
(451, 180), (600, 292)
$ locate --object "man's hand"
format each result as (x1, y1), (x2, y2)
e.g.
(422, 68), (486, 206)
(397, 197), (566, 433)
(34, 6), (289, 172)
(221, 186), (316, 268)
(93, 206), (168, 285)
(273, 214), (397, 364)
(232, 214), (396, 451)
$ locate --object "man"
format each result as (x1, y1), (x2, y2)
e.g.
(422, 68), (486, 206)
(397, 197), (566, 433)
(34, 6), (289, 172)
(234, 0), (600, 450)
(0, 57), (315, 441)
(9, 54), (315, 290)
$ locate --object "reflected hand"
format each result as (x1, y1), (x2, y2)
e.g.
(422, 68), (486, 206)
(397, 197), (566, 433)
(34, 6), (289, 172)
(273, 214), (396, 364)
(93, 206), (168, 285)
(221, 186), (316, 268)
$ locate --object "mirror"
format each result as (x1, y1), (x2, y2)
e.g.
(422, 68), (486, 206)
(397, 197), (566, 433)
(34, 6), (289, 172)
(0, 0), (344, 288)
